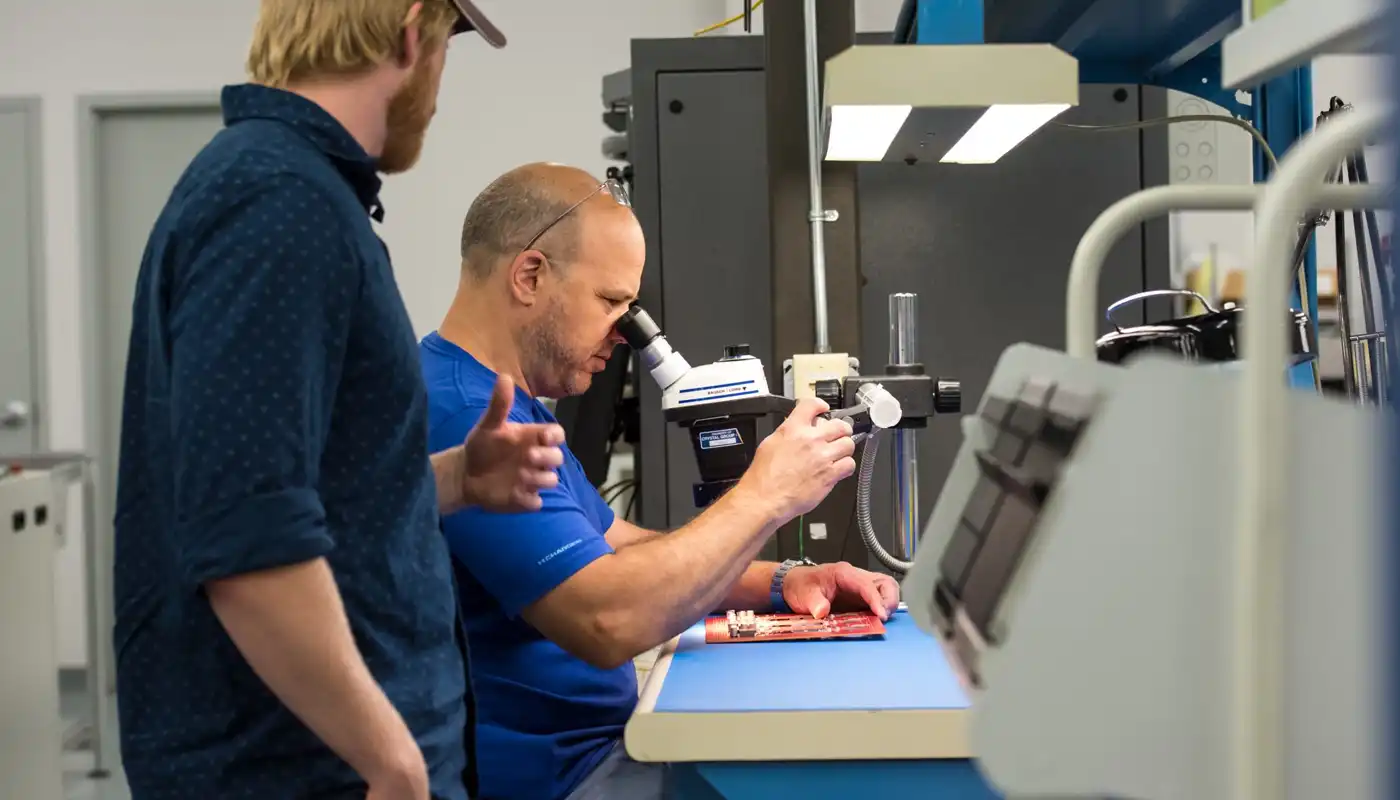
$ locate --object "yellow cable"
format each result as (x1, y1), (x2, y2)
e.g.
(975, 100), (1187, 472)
(694, 0), (765, 36)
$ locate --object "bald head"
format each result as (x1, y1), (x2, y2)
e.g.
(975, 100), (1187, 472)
(443, 162), (646, 400)
(459, 162), (625, 279)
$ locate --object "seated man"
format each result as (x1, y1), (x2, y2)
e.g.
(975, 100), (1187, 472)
(421, 163), (901, 800)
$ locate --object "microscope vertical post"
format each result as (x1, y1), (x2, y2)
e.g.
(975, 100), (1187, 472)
(889, 293), (920, 561)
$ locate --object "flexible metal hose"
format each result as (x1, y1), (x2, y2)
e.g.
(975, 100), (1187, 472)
(856, 429), (913, 573)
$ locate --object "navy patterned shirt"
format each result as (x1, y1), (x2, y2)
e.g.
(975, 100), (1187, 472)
(113, 84), (470, 800)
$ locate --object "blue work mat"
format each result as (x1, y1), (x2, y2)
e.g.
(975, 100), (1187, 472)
(653, 610), (971, 713)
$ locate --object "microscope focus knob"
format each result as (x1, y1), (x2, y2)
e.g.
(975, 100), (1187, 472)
(722, 343), (751, 360)
(933, 379), (962, 414)
(813, 378), (843, 409)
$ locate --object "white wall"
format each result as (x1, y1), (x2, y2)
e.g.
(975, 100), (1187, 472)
(0, 0), (728, 667)
(720, 0), (907, 35)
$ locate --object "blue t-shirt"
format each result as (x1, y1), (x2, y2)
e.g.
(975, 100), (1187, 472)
(420, 332), (638, 800)
(113, 85), (470, 800)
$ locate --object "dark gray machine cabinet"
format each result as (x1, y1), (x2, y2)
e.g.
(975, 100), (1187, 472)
(856, 84), (1172, 566)
(628, 37), (778, 537)
(653, 69), (776, 528)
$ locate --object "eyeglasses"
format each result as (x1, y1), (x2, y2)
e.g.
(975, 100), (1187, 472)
(518, 178), (632, 255)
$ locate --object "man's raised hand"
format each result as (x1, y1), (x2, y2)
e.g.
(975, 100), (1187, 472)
(461, 375), (566, 512)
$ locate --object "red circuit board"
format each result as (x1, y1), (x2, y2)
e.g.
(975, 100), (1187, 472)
(704, 610), (886, 643)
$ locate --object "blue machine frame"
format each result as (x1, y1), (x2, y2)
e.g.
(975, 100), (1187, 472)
(900, 0), (1318, 386)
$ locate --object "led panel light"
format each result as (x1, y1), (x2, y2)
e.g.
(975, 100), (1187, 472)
(825, 104), (912, 161)
(822, 44), (1079, 165)
(940, 103), (1071, 164)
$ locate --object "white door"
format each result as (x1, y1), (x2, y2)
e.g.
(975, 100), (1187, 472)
(91, 103), (223, 511)
(87, 100), (224, 694)
(0, 99), (43, 457)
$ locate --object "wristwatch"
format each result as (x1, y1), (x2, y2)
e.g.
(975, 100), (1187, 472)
(770, 557), (817, 613)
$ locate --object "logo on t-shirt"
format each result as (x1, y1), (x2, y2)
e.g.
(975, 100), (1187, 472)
(537, 538), (583, 566)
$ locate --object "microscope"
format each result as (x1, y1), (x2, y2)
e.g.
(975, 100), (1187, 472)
(616, 304), (799, 508)
(615, 304), (957, 516)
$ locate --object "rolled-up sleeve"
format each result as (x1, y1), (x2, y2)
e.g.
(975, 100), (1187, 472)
(166, 175), (361, 587)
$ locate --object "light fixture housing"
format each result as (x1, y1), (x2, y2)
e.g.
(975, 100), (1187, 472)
(822, 44), (1080, 165)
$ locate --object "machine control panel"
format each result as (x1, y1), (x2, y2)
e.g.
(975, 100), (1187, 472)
(934, 377), (1099, 655)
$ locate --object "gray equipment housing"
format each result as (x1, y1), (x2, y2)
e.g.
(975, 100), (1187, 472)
(902, 343), (1381, 800)
(608, 35), (1173, 566)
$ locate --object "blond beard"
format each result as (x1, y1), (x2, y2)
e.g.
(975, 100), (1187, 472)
(379, 58), (437, 174)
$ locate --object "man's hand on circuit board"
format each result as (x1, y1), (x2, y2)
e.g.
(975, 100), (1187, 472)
(781, 561), (900, 621)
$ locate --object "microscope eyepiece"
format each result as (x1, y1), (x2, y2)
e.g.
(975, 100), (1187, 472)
(617, 304), (662, 351)
(618, 303), (691, 391)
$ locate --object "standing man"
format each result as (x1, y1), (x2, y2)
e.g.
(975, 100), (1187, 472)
(421, 163), (901, 799)
(112, 3), (550, 800)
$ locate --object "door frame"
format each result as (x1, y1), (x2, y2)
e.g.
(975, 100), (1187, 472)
(76, 92), (221, 481)
(0, 96), (50, 453)
(74, 92), (222, 700)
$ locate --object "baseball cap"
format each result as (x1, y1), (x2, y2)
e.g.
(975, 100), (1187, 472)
(449, 0), (506, 48)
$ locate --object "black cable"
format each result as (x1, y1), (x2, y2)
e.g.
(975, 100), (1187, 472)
(607, 479), (641, 504)
(600, 480), (636, 505)
(623, 489), (637, 522)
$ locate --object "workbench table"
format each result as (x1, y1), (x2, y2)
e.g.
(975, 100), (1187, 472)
(625, 610), (1000, 798)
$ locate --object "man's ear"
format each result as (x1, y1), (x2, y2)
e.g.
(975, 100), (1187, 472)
(508, 251), (545, 307)
(398, 2), (424, 69)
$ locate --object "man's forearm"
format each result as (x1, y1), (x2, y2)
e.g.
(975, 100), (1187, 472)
(206, 558), (423, 788)
(533, 487), (782, 664)
(606, 526), (778, 610)
(618, 490), (779, 633)
(430, 446), (466, 515)
(604, 521), (663, 550)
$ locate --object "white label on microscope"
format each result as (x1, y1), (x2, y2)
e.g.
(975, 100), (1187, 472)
(698, 428), (743, 449)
